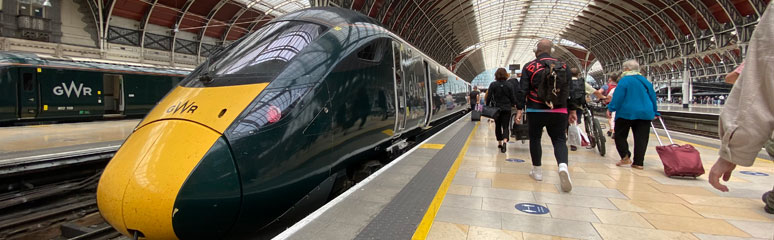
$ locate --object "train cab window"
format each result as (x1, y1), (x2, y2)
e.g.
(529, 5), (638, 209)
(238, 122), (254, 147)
(179, 21), (328, 87)
(22, 73), (34, 91)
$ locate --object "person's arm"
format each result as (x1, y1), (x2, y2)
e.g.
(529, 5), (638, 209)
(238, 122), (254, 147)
(486, 83), (494, 106)
(647, 80), (660, 117)
(515, 65), (530, 110)
(607, 79), (626, 113)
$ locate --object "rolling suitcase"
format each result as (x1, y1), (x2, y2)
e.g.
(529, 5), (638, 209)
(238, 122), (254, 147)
(652, 117), (705, 178)
(511, 113), (529, 142)
(471, 110), (481, 121)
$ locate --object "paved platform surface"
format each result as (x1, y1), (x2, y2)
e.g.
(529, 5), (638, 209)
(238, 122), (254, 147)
(427, 119), (774, 240)
(279, 113), (774, 240)
(0, 120), (138, 162)
(658, 103), (722, 115)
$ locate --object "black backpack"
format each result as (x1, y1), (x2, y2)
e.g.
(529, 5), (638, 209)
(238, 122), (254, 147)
(532, 59), (567, 109)
(570, 77), (587, 104)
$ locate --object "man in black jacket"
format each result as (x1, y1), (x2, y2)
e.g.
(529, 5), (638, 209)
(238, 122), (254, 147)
(515, 39), (580, 192)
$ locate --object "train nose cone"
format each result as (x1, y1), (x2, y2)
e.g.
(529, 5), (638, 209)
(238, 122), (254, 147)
(97, 120), (241, 239)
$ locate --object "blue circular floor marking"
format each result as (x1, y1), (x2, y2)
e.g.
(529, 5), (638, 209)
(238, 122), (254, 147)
(739, 171), (769, 176)
(514, 203), (550, 214)
(506, 158), (526, 163)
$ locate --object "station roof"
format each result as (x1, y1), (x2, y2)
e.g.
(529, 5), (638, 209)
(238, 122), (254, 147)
(110, 0), (309, 41)
(105, 0), (768, 81)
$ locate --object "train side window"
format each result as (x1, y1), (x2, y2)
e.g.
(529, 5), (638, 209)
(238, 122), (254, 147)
(22, 73), (34, 91)
(357, 41), (385, 62)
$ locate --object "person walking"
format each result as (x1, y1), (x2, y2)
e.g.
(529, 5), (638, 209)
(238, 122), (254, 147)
(709, 4), (774, 214)
(469, 86), (480, 110)
(607, 60), (659, 170)
(595, 74), (619, 137)
(515, 39), (579, 192)
(487, 68), (517, 153)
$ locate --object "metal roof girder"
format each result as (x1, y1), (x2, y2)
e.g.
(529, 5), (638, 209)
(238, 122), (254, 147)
(170, 0), (196, 64)
(196, 0), (230, 60)
(139, 0), (159, 60)
(221, 7), (251, 44)
(566, 20), (638, 58)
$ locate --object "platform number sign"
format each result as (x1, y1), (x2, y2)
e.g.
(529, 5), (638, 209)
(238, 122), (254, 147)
(739, 171), (769, 176)
(515, 203), (550, 215)
(506, 158), (526, 163)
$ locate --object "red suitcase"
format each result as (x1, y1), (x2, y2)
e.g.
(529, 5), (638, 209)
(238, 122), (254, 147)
(652, 118), (705, 178)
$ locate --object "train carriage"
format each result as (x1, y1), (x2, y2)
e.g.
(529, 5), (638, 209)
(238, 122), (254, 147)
(0, 52), (189, 124)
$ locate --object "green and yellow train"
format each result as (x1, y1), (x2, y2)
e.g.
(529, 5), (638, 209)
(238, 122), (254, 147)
(0, 52), (189, 124)
(97, 7), (471, 239)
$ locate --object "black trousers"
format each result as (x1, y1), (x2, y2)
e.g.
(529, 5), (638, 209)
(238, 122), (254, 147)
(614, 118), (651, 166)
(494, 110), (512, 141)
(527, 112), (569, 166)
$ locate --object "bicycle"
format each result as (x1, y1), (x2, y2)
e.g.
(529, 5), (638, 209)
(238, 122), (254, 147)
(581, 102), (606, 156)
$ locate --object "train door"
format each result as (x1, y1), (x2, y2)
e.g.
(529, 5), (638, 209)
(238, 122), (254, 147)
(422, 61), (432, 127)
(18, 68), (38, 118)
(392, 41), (407, 133)
(103, 74), (124, 114)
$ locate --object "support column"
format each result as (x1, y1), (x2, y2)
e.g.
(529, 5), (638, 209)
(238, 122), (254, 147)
(681, 62), (692, 108)
(667, 78), (672, 102)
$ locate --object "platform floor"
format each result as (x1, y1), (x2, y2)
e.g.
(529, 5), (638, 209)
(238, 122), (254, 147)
(0, 120), (139, 161)
(658, 103), (722, 115)
(279, 114), (774, 240)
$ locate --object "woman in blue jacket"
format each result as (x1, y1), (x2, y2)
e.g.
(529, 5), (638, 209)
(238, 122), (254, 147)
(607, 60), (660, 169)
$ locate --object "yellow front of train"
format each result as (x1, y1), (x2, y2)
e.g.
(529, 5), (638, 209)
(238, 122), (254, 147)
(96, 82), (267, 239)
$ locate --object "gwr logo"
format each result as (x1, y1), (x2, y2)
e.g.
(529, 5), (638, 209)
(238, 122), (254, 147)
(53, 81), (93, 98)
(166, 100), (198, 114)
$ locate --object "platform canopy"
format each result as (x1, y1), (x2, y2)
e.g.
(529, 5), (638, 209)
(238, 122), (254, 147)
(96, 0), (768, 83)
(314, 0), (767, 83)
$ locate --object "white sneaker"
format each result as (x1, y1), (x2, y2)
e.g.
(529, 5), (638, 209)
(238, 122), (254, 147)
(529, 167), (543, 181)
(558, 163), (573, 192)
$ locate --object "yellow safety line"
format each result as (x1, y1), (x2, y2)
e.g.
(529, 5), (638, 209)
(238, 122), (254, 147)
(412, 122), (479, 239)
(420, 144), (445, 149)
(650, 134), (773, 163)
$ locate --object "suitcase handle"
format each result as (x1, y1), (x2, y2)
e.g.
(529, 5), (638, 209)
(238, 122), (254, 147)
(651, 116), (674, 146)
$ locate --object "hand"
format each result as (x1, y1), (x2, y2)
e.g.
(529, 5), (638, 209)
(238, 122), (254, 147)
(654, 115), (660, 120)
(708, 157), (737, 192)
(568, 110), (577, 124)
(515, 110), (523, 124)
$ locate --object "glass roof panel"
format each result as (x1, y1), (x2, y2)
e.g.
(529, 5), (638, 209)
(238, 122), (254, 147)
(471, 0), (591, 69)
(232, 0), (310, 16)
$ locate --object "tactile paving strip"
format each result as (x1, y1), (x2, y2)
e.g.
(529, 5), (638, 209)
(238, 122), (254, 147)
(355, 121), (475, 239)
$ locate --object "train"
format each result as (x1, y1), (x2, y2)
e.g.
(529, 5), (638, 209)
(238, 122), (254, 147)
(0, 52), (189, 124)
(96, 7), (471, 239)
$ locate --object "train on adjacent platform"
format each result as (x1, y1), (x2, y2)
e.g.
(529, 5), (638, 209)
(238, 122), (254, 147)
(97, 7), (471, 240)
(0, 52), (189, 125)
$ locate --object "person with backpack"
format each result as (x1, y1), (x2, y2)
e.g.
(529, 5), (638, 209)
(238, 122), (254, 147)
(487, 68), (517, 153)
(607, 60), (659, 170)
(515, 39), (580, 192)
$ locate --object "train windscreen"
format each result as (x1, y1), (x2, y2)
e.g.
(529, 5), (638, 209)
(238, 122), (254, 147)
(180, 21), (328, 87)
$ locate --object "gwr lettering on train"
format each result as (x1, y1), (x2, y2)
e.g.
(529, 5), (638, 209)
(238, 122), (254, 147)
(53, 81), (92, 98)
(166, 100), (198, 114)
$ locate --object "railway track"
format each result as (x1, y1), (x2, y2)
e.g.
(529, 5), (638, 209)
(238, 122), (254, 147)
(591, 107), (720, 138)
(0, 153), (120, 240)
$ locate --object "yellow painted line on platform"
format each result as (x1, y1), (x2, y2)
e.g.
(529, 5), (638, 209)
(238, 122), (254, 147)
(412, 122), (479, 239)
(651, 134), (773, 163)
(420, 144), (445, 149)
